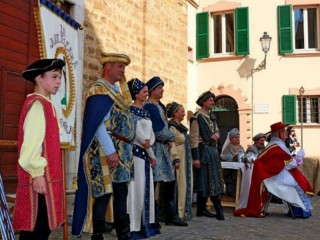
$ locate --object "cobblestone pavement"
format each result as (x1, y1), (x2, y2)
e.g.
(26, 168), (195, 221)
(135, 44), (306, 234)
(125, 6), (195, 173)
(16, 195), (320, 240)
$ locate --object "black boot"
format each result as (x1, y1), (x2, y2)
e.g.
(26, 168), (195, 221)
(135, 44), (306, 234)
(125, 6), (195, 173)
(91, 234), (104, 240)
(165, 201), (188, 226)
(92, 220), (105, 240)
(211, 195), (225, 220)
(115, 214), (132, 240)
(196, 195), (216, 218)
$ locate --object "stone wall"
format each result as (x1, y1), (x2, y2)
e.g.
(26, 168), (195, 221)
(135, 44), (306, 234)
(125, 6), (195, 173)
(83, 0), (188, 106)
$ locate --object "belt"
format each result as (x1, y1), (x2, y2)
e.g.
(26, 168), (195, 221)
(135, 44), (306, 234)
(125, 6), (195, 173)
(108, 131), (131, 144)
(200, 142), (217, 147)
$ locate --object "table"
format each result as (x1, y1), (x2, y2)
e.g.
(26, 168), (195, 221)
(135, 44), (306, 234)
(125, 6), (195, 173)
(221, 162), (254, 209)
(299, 157), (320, 195)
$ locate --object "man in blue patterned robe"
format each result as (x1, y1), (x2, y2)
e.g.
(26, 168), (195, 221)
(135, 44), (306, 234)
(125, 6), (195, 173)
(144, 76), (187, 227)
(72, 53), (134, 240)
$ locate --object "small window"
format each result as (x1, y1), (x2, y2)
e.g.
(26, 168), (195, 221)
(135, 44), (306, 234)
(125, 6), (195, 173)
(283, 94), (320, 125)
(293, 7), (318, 51)
(196, 7), (249, 59)
(297, 96), (320, 124)
(212, 13), (235, 55)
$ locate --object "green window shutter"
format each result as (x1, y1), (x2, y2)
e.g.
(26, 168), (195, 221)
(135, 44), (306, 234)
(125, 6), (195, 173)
(283, 95), (296, 124)
(235, 7), (249, 56)
(196, 12), (209, 59)
(278, 5), (293, 54)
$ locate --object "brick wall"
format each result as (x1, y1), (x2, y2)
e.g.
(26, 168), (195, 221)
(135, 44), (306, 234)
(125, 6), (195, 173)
(83, 0), (188, 107)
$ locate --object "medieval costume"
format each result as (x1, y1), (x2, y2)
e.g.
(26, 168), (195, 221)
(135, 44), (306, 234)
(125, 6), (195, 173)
(234, 122), (313, 218)
(144, 76), (187, 227)
(189, 91), (224, 220)
(221, 128), (246, 198)
(246, 133), (266, 155)
(13, 59), (65, 239)
(72, 53), (134, 239)
(221, 128), (254, 209)
(167, 102), (193, 220)
(126, 78), (160, 239)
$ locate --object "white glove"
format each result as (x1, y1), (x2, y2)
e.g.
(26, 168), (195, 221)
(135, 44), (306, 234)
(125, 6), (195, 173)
(296, 149), (305, 159)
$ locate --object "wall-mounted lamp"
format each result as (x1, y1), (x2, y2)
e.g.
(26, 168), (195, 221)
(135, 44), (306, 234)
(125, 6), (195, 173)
(253, 32), (272, 72)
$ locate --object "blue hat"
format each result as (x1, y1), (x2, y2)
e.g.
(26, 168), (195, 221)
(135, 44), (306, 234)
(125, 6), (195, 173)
(146, 76), (164, 93)
(127, 78), (146, 100)
(196, 91), (215, 107)
(22, 58), (65, 83)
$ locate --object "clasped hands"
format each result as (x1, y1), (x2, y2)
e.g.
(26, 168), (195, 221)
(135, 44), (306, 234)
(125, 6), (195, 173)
(295, 148), (305, 166)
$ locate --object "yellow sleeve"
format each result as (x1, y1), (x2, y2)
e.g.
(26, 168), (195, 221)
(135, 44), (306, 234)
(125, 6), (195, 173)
(189, 119), (199, 149)
(18, 101), (47, 178)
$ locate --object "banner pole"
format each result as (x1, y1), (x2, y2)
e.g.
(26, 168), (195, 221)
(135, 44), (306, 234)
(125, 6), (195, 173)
(61, 149), (68, 240)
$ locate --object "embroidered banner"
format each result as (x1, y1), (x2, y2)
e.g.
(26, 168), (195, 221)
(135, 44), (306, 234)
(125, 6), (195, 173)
(36, 0), (82, 148)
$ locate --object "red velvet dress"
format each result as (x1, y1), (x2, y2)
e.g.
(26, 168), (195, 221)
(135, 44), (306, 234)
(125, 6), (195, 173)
(12, 94), (63, 230)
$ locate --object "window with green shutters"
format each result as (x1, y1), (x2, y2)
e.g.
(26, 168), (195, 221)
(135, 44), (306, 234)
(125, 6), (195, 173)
(283, 95), (296, 124)
(196, 7), (249, 60)
(235, 7), (249, 56)
(196, 12), (209, 59)
(278, 5), (293, 54)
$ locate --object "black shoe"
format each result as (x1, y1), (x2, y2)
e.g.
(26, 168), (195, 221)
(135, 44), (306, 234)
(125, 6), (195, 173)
(165, 217), (188, 227)
(196, 210), (216, 218)
(91, 234), (104, 240)
(151, 222), (162, 229)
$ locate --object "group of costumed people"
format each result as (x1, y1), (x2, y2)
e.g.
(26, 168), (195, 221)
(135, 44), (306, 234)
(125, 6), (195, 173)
(71, 52), (226, 240)
(220, 123), (313, 218)
(11, 52), (313, 240)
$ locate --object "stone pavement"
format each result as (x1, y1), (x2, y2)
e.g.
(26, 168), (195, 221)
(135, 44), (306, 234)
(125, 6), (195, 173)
(37, 194), (320, 240)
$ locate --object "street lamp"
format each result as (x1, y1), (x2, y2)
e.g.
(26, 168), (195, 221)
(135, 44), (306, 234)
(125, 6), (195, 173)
(251, 32), (272, 137)
(299, 86), (305, 148)
(260, 32), (272, 54)
(253, 32), (272, 72)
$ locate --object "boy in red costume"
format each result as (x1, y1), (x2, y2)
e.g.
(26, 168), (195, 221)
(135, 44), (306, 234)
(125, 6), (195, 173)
(12, 59), (65, 239)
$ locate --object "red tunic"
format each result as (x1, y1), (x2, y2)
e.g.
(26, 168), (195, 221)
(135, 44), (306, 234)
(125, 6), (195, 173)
(12, 94), (63, 230)
(234, 144), (313, 217)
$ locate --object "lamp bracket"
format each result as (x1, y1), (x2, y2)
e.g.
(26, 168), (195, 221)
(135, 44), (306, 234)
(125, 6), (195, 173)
(252, 53), (267, 73)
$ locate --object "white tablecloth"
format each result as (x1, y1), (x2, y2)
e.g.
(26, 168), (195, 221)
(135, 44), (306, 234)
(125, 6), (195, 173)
(221, 162), (253, 209)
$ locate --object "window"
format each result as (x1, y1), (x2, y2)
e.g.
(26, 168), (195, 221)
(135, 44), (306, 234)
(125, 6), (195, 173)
(196, 7), (249, 59)
(293, 7), (318, 51)
(283, 95), (320, 124)
(212, 13), (234, 54)
(278, 5), (319, 54)
(297, 97), (320, 123)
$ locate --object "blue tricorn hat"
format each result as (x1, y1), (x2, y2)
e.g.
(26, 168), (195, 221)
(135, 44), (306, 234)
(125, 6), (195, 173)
(146, 76), (164, 93)
(22, 58), (65, 83)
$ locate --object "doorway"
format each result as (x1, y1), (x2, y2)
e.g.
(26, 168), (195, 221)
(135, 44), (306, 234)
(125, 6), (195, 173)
(213, 96), (239, 154)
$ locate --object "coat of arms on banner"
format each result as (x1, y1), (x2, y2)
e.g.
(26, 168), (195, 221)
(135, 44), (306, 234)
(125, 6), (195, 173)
(35, 0), (82, 149)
